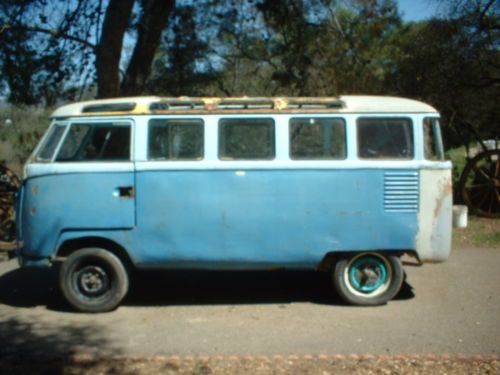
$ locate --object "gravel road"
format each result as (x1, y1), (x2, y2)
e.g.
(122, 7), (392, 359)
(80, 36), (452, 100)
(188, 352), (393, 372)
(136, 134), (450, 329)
(0, 245), (498, 359)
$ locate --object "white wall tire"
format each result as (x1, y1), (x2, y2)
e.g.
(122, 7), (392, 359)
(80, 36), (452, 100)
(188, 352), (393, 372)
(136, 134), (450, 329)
(333, 253), (404, 306)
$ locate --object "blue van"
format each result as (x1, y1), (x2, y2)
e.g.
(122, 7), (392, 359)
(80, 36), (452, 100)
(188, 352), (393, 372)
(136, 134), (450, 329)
(16, 96), (452, 312)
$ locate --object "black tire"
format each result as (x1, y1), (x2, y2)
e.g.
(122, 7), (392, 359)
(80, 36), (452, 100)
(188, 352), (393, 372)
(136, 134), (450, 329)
(59, 248), (129, 313)
(333, 252), (404, 306)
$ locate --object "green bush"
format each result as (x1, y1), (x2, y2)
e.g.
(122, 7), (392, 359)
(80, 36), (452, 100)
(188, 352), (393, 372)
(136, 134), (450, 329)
(445, 146), (467, 199)
(0, 106), (51, 171)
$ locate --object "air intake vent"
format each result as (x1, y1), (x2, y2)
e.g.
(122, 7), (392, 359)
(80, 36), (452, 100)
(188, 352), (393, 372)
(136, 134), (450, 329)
(82, 103), (136, 113)
(384, 171), (419, 212)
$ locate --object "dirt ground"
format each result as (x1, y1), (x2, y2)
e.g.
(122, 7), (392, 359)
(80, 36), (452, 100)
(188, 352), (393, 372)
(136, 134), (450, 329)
(0, 218), (500, 375)
(0, 241), (15, 262)
(1, 355), (499, 374)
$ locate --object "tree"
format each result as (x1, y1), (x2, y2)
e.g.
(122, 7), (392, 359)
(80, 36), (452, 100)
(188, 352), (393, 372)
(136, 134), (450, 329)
(0, 0), (98, 104)
(218, 0), (402, 96)
(119, 0), (175, 96)
(201, 0), (279, 96)
(176, 0), (403, 97)
(0, 0), (175, 102)
(389, 0), (499, 149)
(95, 0), (135, 98)
(146, 4), (219, 96)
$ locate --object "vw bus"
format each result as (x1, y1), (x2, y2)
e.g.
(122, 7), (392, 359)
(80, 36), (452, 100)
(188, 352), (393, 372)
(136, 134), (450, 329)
(16, 96), (452, 312)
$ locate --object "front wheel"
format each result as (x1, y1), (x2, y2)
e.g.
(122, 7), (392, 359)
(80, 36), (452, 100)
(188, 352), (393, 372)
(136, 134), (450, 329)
(333, 253), (404, 306)
(59, 248), (129, 313)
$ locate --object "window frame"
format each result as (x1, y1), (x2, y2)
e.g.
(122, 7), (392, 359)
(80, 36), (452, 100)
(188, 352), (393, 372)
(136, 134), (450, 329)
(288, 117), (347, 160)
(218, 117), (276, 161)
(423, 117), (445, 161)
(54, 121), (133, 162)
(35, 123), (67, 162)
(147, 118), (205, 161)
(356, 116), (415, 160)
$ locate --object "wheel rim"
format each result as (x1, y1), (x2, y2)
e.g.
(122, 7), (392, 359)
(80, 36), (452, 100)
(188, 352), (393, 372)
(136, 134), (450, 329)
(74, 264), (111, 299)
(344, 253), (392, 297)
(459, 150), (500, 218)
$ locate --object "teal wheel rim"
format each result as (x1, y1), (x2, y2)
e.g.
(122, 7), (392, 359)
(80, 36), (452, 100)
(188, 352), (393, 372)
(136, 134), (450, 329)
(348, 255), (389, 294)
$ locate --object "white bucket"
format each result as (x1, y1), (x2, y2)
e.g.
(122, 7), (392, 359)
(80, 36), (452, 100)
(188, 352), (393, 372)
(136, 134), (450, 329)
(453, 205), (468, 228)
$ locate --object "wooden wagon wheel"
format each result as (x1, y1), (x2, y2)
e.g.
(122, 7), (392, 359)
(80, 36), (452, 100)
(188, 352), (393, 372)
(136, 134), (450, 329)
(459, 149), (500, 218)
(0, 165), (20, 242)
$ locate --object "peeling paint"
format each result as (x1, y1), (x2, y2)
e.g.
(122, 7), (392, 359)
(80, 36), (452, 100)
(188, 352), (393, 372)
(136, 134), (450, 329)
(416, 169), (452, 262)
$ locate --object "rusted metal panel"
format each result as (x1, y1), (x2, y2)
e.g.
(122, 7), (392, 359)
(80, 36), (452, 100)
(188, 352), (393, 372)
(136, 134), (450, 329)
(416, 169), (453, 262)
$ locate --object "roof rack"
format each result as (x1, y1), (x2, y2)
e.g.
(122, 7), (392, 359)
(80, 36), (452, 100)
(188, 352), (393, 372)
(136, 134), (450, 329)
(51, 96), (439, 118)
(150, 99), (205, 111)
(150, 97), (345, 112)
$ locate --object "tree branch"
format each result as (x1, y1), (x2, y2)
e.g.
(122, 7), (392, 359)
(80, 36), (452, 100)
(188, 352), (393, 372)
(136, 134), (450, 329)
(2, 24), (96, 50)
(120, 0), (175, 96)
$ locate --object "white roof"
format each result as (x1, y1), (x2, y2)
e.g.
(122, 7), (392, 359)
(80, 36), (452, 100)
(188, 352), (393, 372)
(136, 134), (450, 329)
(51, 96), (161, 118)
(338, 95), (437, 113)
(51, 95), (438, 118)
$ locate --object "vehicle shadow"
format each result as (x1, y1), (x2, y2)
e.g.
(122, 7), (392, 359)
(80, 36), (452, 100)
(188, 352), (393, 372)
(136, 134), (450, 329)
(0, 262), (415, 312)
(0, 263), (68, 310)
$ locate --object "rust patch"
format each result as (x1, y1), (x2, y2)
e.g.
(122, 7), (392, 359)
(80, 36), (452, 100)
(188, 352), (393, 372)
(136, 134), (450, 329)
(434, 175), (452, 219)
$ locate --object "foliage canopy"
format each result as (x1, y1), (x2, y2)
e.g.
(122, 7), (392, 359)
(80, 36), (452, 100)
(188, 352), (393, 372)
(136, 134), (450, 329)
(0, 0), (498, 148)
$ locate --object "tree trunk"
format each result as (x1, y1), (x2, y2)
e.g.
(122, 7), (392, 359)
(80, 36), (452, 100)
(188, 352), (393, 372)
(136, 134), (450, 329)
(120, 0), (175, 96)
(95, 0), (135, 98)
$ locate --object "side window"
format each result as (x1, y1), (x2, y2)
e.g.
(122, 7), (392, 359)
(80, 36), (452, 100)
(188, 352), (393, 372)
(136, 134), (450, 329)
(357, 118), (414, 159)
(57, 124), (91, 160)
(36, 124), (66, 161)
(290, 117), (346, 159)
(148, 119), (204, 160)
(219, 118), (275, 160)
(423, 118), (444, 160)
(56, 123), (131, 162)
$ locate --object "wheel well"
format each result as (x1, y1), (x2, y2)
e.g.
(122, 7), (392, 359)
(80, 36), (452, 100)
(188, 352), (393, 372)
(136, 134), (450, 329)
(317, 250), (410, 271)
(56, 236), (135, 271)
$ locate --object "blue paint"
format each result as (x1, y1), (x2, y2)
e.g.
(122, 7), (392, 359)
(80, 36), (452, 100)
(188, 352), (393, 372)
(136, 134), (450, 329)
(18, 167), (418, 270)
(19, 171), (134, 260)
(133, 169), (417, 268)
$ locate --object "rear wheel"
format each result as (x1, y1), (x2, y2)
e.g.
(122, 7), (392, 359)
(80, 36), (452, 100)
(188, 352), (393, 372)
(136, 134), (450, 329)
(59, 248), (129, 313)
(333, 252), (403, 306)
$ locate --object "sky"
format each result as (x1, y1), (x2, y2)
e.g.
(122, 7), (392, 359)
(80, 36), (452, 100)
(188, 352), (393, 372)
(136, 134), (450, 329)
(397, 0), (442, 21)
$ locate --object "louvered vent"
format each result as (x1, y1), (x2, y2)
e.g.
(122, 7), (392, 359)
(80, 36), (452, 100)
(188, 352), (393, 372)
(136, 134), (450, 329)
(384, 171), (419, 212)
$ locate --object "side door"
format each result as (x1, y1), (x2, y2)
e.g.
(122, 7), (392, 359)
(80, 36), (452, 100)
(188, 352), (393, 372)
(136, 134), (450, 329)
(135, 117), (205, 261)
(48, 119), (136, 229)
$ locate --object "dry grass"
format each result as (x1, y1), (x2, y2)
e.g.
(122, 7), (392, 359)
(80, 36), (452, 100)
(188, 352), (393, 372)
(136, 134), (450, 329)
(453, 216), (500, 248)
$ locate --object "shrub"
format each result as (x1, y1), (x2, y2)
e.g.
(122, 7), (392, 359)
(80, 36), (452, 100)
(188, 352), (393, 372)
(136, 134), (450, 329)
(0, 106), (51, 171)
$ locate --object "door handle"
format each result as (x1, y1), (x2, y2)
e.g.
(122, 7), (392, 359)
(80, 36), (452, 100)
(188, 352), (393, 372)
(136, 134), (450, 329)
(113, 186), (134, 198)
